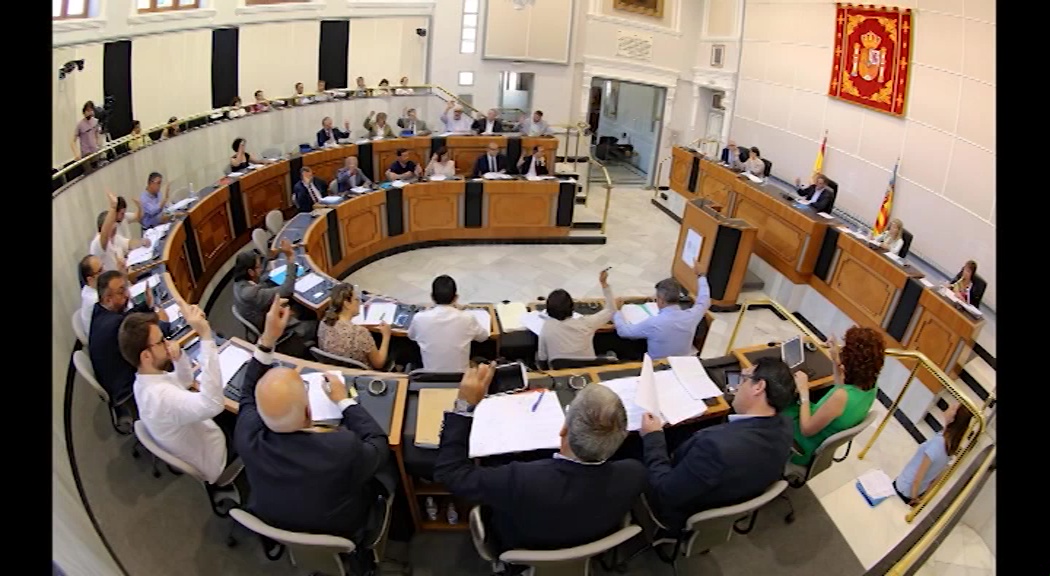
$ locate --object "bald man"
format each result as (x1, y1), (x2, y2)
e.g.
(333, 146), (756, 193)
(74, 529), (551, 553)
(235, 296), (394, 545)
(472, 109), (504, 134)
(471, 143), (508, 178)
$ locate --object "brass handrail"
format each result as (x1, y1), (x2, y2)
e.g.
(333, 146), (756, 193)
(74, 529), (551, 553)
(723, 298), (828, 355)
(589, 155), (614, 234)
(859, 348), (986, 523)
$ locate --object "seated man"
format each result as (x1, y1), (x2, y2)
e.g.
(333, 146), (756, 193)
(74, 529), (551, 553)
(440, 101), (474, 133)
(793, 173), (836, 214)
(335, 156), (373, 192)
(123, 297), (232, 484)
(518, 146), (550, 177)
(472, 109), (504, 134)
(316, 116), (351, 148)
(89, 270), (171, 406)
(436, 366), (646, 555)
(640, 357), (794, 532)
(396, 108), (430, 135)
(232, 240), (317, 355)
(293, 167), (327, 213)
(91, 192), (149, 273)
(518, 110), (553, 136)
(537, 269), (617, 363)
(407, 275), (489, 372)
(613, 264), (711, 359)
(742, 146), (766, 176)
(721, 140), (745, 170)
(236, 297), (394, 546)
(78, 255), (102, 334)
(471, 143), (508, 178)
(135, 172), (173, 231)
(385, 148), (422, 182)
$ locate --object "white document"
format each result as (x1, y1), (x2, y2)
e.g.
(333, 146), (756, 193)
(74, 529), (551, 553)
(919, 278), (934, 288)
(217, 346), (252, 389)
(320, 195), (343, 203)
(129, 275), (160, 299)
(600, 377), (644, 431)
(429, 175), (447, 181)
(743, 172), (763, 183)
(248, 164), (265, 171)
(390, 180), (408, 188)
(227, 171), (245, 178)
(355, 139), (372, 145)
(126, 246), (154, 267)
(295, 273), (325, 293)
(884, 251), (904, 264)
(302, 371), (346, 421)
(620, 302), (659, 325)
(496, 302), (529, 331)
(467, 309), (491, 332)
(469, 391), (565, 458)
(350, 186), (371, 194)
(163, 303), (182, 322)
(668, 356), (724, 400)
(653, 370), (708, 425)
(681, 229), (703, 268)
(635, 355), (660, 416)
(857, 469), (896, 500)
(520, 310), (547, 336)
(358, 302), (398, 325)
(168, 198), (195, 212)
(817, 212), (834, 219)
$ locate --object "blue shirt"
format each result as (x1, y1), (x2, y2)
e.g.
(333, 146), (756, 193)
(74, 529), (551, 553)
(895, 433), (949, 498)
(612, 276), (711, 360)
(139, 190), (163, 229)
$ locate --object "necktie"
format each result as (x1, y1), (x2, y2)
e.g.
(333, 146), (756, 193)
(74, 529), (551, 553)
(489, 156), (495, 173)
(327, 130), (332, 142)
(410, 122), (416, 133)
(308, 181), (319, 202)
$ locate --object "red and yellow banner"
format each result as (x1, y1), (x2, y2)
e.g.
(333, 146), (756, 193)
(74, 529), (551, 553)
(828, 4), (913, 116)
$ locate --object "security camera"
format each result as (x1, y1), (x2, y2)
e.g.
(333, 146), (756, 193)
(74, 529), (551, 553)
(415, 28), (427, 37)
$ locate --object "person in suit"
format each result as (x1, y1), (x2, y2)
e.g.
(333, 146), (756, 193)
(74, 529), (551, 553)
(293, 167), (327, 213)
(946, 260), (985, 307)
(793, 173), (836, 214)
(232, 240), (317, 356)
(639, 356), (795, 532)
(396, 108), (430, 135)
(720, 140), (747, 170)
(517, 146), (550, 177)
(472, 109), (504, 134)
(363, 111), (396, 138)
(335, 156), (372, 192)
(435, 365), (646, 558)
(236, 296), (395, 559)
(471, 143), (508, 178)
(317, 117), (351, 148)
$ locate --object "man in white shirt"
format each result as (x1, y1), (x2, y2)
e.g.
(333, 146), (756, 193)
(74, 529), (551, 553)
(440, 101), (474, 133)
(519, 110), (554, 137)
(90, 192), (150, 273)
(123, 290), (230, 484)
(78, 255), (102, 335)
(407, 275), (490, 372)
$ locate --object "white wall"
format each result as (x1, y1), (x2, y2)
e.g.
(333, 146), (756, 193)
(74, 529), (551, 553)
(239, 20), (321, 102)
(132, 29), (213, 129)
(348, 17), (428, 87)
(732, 0), (996, 308)
(53, 43), (105, 168)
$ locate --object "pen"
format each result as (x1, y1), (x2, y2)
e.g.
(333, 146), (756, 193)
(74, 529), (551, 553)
(379, 313), (386, 322)
(531, 390), (546, 412)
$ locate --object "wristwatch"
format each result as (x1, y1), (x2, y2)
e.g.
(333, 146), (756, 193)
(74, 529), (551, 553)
(257, 343), (273, 354)
(453, 398), (475, 414)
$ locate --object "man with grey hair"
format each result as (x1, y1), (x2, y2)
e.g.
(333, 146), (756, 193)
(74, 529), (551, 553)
(472, 108), (504, 134)
(613, 260), (711, 359)
(234, 296), (395, 550)
(435, 367), (646, 557)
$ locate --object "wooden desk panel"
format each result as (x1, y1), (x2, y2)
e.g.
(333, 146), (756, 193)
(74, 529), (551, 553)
(165, 220), (194, 300)
(334, 193), (386, 271)
(828, 232), (909, 328)
(303, 145), (357, 183)
(405, 181), (463, 233)
(240, 163), (290, 230)
(188, 187), (234, 274)
(670, 147), (695, 198)
(373, 138), (431, 178)
(904, 289), (983, 392)
(305, 213), (330, 277)
(698, 159), (735, 208)
(486, 181), (557, 229)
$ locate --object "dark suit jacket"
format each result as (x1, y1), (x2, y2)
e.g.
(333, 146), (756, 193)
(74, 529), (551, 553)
(471, 154), (509, 178)
(519, 155), (550, 176)
(642, 415), (793, 531)
(948, 271), (986, 308)
(798, 184), (836, 214)
(471, 118), (505, 134)
(88, 302), (171, 405)
(293, 177), (328, 213)
(316, 127), (350, 148)
(235, 351), (392, 542)
(435, 413), (646, 553)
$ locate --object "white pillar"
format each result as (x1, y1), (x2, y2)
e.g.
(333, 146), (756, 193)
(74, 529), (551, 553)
(579, 72), (594, 127)
(656, 86), (677, 187)
(719, 88), (735, 149)
(688, 82), (701, 145)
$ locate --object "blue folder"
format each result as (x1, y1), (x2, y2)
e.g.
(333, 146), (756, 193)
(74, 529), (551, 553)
(268, 263), (305, 285)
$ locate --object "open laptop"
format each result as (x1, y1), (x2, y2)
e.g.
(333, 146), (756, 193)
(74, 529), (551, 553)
(780, 335), (805, 370)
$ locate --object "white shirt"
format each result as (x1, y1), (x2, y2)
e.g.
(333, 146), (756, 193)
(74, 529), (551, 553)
(90, 232), (130, 272)
(80, 285), (98, 335)
(522, 119), (551, 136)
(427, 160), (457, 178)
(441, 112), (474, 133)
(526, 156), (540, 178)
(407, 305), (490, 372)
(134, 339), (227, 483)
(484, 119), (497, 133)
(395, 88), (414, 95)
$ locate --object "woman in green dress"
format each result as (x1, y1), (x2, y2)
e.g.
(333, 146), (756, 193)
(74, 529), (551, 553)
(784, 326), (885, 465)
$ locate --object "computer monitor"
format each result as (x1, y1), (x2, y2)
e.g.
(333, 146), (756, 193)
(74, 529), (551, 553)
(781, 335), (805, 369)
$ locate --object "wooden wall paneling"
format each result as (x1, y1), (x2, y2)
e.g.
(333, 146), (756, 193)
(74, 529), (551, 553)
(447, 135), (506, 177)
(305, 214), (330, 276)
(188, 187), (234, 274)
(828, 251), (898, 327)
(405, 181), (463, 234)
(165, 220), (194, 302)
(239, 163), (290, 230)
(486, 181), (556, 228)
(337, 193), (386, 269)
(373, 138), (430, 178)
(303, 145), (357, 184)
(670, 147), (694, 196)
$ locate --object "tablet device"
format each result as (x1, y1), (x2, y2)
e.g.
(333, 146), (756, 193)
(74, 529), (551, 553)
(489, 362), (529, 395)
(781, 335), (805, 369)
(724, 370), (741, 392)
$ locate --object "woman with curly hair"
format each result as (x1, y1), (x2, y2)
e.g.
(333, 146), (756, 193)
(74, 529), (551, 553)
(784, 326), (885, 465)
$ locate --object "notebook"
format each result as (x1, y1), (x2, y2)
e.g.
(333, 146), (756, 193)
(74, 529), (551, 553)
(496, 302), (528, 331)
(268, 263), (305, 286)
(637, 355), (708, 426)
(468, 391), (565, 458)
(302, 371), (346, 422)
(856, 468), (895, 507)
(414, 388), (460, 449)
(620, 302), (659, 324)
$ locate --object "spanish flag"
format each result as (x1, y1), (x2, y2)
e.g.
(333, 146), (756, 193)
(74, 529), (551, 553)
(873, 161), (898, 236)
(812, 131), (827, 179)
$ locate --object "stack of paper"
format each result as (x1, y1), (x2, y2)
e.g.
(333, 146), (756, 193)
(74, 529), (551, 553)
(743, 173), (763, 183)
(217, 346), (252, 388)
(603, 355), (708, 430)
(496, 302), (528, 331)
(163, 303), (182, 323)
(469, 391), (565, 458)
(295, 273), (325, 293)
(126, 246), (155, 267)
(320, 195), (343, 204)
(817, 212), (834, 219)
(668, 356), (724, 400)
(390, 180), (408, 188)
(856, 468), (896, 506)
(483, 172), (513, 180)
(353, 302), (398, 325)
(168, 198), (195, 212)
(227, 171), (245, 178)
(429, 175), (448, 181)
(302, 371), (346, 422)
(599, 377), (645, 431)
(466, 309), (492, 332)
(350, 186), (371, 194)
(620, 302), (659, 324)
(129, 275), (161, 300)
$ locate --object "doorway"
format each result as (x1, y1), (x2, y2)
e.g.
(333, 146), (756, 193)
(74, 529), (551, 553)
(588, 77), (666, 187)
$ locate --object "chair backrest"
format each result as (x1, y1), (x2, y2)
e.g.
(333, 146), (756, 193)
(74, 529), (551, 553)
(899, 229), (914, 258)
(681, 480), (788, 557)
(265, 210), (285, 236)
(498, 524), (643, 570)
(328, 179), (339, 194)
(231, 305), (261, 340)
(134, 420), (208, 482)
(72, 310), (88, 347)
(824, 178), (839, 194)
(549, 357), (619, 370)
(251, 228), (271, 257)
(230, 509), (355, 576)
(73, 350), (110, 404)
(808, 411), (877, 481)
(469, 506), (496, 562)
(309, 346), (370, 370)
(761, 158), (772, 177)
(970, 274), (987, 309)
(693, 313), (713, 356)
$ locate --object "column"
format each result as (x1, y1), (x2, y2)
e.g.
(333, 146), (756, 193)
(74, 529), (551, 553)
(719, 88), (735, 148)
(579, 72), (594, 128)
(688, 83), (702, 145)
(656, 86), (677, 187)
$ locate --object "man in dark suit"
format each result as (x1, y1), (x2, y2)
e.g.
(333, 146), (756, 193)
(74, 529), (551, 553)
(292, 166), (327, 213)
(640, 356), (795, 532)
(471, 143), (509, 178)
(235, 296), (395, 551)
(793, 173), (836, 214)
(436, 367), (646, 558)
(517, 146), (550, 177)
(316, 116), (351, 148)
(472, 109), (505, 134)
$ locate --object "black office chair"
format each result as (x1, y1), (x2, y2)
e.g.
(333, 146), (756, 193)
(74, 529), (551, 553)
(899, 229), (914, 258)
(969, 275), (987, 309)
(309, 347), (371, 370)
(693, 314), (713, 356)
(761, 159), (772, 177)
(824, 178), (839, 194)
(407, 369), (465, 384)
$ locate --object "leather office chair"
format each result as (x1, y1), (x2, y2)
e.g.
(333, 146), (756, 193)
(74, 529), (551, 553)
(407, 369), (465, 383)
(230, 305), (293, 347)
(969, 275), (987, 309)
(265, 210), (285, 236)
(73, 350), (136, 435)
(72, 311), (88, 347)
(251, 228), (271, 257)
(899, 229), (914, 258)
(783, 411), (877, 507)
(824, 178), (839, 194)
(469, 506), (641, 576)
(309, 346), (371, 370)
(761, 159), (772, 177)
(693, 314), (713, 356)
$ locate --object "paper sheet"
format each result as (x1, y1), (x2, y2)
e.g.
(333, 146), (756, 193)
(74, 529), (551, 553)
(129, 275), (160, 299)
(620, 303), (659, 325)
(743, 172), (763, 183)
(467, 309), (491, 332)
(817, 212), (834, 219)
(126, 246), (154, 267)
(469, 391), (565, 458)
(653, 370), (708, 425)
(681, 229), (703, 268)
(390, 180), (408, 188)
(350, 186), (371, 194)
(520, 311), (548, 336)
(163, 303), (181, 322)
(320, 195), (343, 204)
(429, 175), (447, 181)
(599, 377), (644, 431)
(295, 273), (325, 293)
(227, 171), (245, 178)
(168, 198), (195, 212)
(217, 346), (252, 389)
(268, 264), (303, 285)
(353, 302), (398, 325)
(919, 278), (934, 288)
(857, 469), (896, 500)
(302, 371), (346, 421)
(496, 302), (529, 331)
(668, 356), (724, 400)
(635, 355), (659, 416)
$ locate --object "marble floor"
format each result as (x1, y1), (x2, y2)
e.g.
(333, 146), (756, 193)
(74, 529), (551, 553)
(344, 186), (995, 575)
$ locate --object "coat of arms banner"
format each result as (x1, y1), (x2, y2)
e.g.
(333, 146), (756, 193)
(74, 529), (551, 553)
(828, 4), (913, 116)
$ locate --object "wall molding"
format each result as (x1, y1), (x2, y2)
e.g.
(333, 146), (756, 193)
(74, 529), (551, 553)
(582, 55), (680, 88)
(127, 8), (218, 26)
(701, 0), (744, 41)
(691, 66), (737, 91)
(586, 0), (681, 36)
(52, 18), (107, 33)
(234, 2), (325, 16)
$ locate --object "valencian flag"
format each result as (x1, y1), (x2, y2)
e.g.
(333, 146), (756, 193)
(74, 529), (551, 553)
(812, 131), (827, 179)
(873, 161), (898, 235)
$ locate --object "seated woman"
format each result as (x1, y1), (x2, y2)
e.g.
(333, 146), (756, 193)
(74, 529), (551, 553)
(785, 326), (884, 465)
(874, 218), (905, 255)
(230, 137), (252, 172)
(161, 116), (181, 139)
(425, 147), (457, 179)
(127, 120), (148, 151)
(363, 111), (395, 138)
(317, 284), (392, 369)
(375, 78), (391, 96)
(894, 403), (973, 506)
(946, 260), (981, 306)
(227, 96), (247, 119)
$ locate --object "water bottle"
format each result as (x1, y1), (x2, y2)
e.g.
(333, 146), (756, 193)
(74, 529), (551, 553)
(446, 502), (459, 525)
(425, 497), (438, 521)
(188, 182), (196, 199)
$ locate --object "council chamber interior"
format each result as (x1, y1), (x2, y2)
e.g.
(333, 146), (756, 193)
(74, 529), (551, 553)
(52, 1), (997, 575)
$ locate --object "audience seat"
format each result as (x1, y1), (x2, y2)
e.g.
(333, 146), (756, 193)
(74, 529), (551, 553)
(73, 350), (135, 435)
(265, 210), (285, 236)
(761, 159), (772, 177)
(899, 229), (914, 258)
(230, 305), (293, 348)
(309, 346), (371, 371)
(72, 311), (88, 347)
(251, 228), (271, 257)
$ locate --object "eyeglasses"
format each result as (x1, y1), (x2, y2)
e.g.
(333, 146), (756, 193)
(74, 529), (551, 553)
(147, 339), (166, 352)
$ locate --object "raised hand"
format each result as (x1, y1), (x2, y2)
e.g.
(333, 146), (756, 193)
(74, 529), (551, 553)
(458, 362), (495, 407)
(260, 295), (291, 348)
